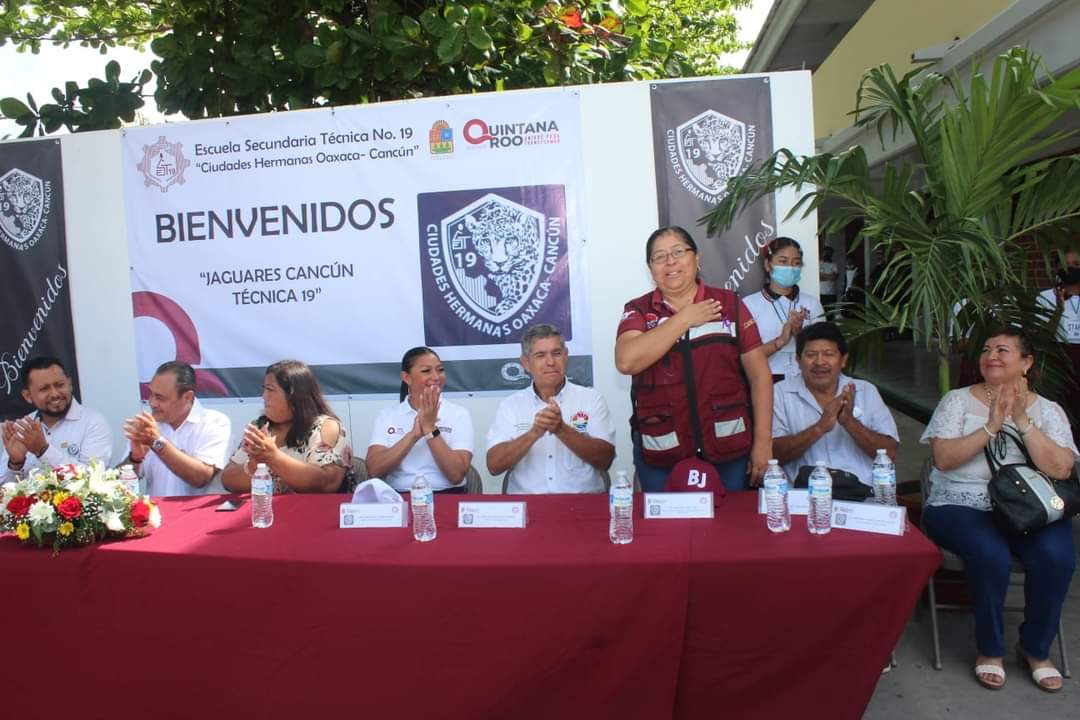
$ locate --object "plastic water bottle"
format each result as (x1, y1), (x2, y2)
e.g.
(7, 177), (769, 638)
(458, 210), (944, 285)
(763, 459), (790, 533)
(411, 473), (436, 542)
(807, 462), (833, 535)
(251, 463), (274, 528)
(872, 449), (897, 506)
(609, 470), (634, 544)
(118, 464), (140, 497)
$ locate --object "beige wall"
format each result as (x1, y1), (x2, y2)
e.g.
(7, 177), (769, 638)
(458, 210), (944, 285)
(812, 0), (1013, 140)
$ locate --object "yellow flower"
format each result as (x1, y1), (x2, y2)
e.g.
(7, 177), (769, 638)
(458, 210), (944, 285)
(52, 491), (70, 506)
(58, 521), (75, 537)
(16, 523), (30, 540)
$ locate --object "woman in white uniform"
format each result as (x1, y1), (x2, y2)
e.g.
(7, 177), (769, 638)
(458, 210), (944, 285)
(742, 237), (824, 382)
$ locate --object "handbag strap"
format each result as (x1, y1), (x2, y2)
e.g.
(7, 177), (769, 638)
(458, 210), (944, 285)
(983, 425), (1035, 472)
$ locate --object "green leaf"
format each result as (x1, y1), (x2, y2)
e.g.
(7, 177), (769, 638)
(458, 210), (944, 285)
(420, 9), (450, 37)
(138, 69), (152, 85)
(466, 5), (488, 29)
(437, 26), (465, 64)
(401, 16), (422, 39)
(625, 0), (648, 15)
(467, 26), (493, 51)
(0, 97), (31, 118)
(295, 44), (326, 68)
(445, 5), (468, 25)
(105, 60), (121, 83)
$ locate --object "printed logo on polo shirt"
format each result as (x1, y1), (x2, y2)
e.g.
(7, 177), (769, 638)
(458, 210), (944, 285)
(645, 312), (659, 329)
(418, 185), (571, 346)
(570, 411), (589, 432)
(0, 168), (52, 252)
(387, 426), (404, 435)
(65, 443), (80, 456)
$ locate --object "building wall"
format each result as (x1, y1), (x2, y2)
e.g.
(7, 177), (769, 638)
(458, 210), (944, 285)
(811, 0), (1012, 140)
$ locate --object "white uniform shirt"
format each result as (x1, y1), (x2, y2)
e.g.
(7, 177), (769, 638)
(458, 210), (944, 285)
(1037, 288), (1080, 343)
(742, 289), (825, 376)
(486, 381), (615, 494)
(1, 400), (113, 483)
(819, 261), (838, 295)
(139, 400), (231, 497)
(368, 398), (474, 491)
(771, 374), (899, 485)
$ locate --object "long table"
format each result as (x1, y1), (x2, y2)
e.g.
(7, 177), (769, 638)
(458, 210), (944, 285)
(6, 492), (939, 720)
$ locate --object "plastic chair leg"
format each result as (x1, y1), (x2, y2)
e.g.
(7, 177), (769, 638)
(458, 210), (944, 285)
(928, 576), (942, 670)
(1059, 618), (1071, 679)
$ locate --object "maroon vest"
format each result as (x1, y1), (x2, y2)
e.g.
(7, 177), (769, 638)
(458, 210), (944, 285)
(629, 286), (752, 467)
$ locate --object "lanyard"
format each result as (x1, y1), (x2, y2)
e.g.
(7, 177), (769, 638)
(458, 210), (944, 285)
(763, 289), (799, 326)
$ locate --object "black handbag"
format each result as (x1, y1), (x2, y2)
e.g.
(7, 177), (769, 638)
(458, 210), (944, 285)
(793, 465), (874, 502)
(985, 428), (1080, 536)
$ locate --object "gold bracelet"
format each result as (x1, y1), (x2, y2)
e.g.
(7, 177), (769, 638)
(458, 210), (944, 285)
(981, 424), (997, 439)
(1017, 420), (1034, 436)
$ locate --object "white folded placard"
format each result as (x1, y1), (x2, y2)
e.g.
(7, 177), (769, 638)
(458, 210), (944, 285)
(644, 492), (714, 519)
(339, 503), (407, 528)
(831, 500), (907, 536)
(457, 501), (527, 528)
(757, 489), (809, 515)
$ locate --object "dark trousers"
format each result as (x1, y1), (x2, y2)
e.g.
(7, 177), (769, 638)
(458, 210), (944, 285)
(923, 504), (1076, 659)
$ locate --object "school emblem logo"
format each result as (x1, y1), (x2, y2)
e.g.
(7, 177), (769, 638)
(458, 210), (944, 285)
(671, 109), (754, 203)
(418, 185), (572, 346)
(0, 168), (51, 251)
(570, 411), (589, 432)
(429, 120), (453, 155)
(137, 136), (191, 192)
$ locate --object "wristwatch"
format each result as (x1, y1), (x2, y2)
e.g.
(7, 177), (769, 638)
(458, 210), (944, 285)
(150, 436), (167, 454)
(425, 427), (441, 441)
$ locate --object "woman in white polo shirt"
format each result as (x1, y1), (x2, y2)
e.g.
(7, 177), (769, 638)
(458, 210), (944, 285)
(742, 236), (824, 382)
(366, 347), (474, 493)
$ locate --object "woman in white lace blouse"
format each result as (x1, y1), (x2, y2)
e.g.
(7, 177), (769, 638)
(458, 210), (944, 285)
(221, 360), (352, 494)
(921, 327), (1076, 693)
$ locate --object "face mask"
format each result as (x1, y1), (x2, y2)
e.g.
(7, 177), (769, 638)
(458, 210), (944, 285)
(770, 266), (801, 288)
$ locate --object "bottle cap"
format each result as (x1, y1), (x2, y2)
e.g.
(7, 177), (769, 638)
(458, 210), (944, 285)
(256, 463), (268, 471)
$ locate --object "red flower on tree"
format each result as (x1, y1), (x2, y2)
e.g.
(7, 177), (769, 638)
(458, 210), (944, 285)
(130, 500), (151, 527)
(56, 496), (83, 520)
(6, 495), (32, 518)
(560, 7), (583, 29)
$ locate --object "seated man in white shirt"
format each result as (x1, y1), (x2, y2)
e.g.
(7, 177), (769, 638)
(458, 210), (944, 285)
(486, 324), (615, 493)
(772, 322), (898, 485)
(2, 356), (113, 481)
(122, 361), (231, 496)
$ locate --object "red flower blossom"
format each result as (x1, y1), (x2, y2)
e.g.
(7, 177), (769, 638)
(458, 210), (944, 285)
(6, 495), (32, 518)
(130, 500), (150, 527)
(56, 496), (83, 520)
(561, 8), (583, 28)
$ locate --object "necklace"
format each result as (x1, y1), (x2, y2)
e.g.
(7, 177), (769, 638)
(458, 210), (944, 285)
(983, 383), (1008, 458)
(763, 288), (797, 325)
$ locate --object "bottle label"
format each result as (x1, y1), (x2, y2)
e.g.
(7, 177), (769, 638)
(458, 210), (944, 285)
(252, 477), (272, 495)
(610, 488), (632, 510)
(872, 468), (896, 485)
(412, 489), (432, 507)
(765, 481), (787, 497)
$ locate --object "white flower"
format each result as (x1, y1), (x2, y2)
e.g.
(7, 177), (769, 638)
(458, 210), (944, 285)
(103, 512), (126, 533)
(28, 500), (56, 525)
(148, 504), (162, 528)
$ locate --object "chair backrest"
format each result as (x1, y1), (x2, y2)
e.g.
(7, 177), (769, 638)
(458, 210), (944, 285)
(344, 456), (369, 494)
(465, 465), (484, 494)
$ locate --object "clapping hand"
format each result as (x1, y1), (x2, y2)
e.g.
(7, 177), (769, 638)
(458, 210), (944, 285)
(532, 399), (564, 436)
(123, 411), (160, 446)
(13, 418), (48, 456)
(818, 391), (847, 433)
(986, 385), (1013, 434)
(1010, 377), (1031, 429)
(836, 384), (857, 427)
(416, 384), (441, 437)
(2, 421), (28, 465)
(242, 423), (279, 464)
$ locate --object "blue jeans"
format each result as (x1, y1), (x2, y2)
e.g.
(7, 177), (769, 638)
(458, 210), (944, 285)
(631, 430), (750, 493)
(923, 504), (1076, 659)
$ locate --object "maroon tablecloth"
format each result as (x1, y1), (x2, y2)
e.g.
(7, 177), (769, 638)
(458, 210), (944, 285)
(5, 492), (939, 720)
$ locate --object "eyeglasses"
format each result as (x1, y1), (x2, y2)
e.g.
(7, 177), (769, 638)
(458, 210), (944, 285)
(649, 246), (693, 265)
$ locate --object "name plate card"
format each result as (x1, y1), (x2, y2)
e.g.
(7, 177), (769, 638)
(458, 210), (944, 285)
(644, 492), (714, 519)
(757, 489), (810, 515)
(339, 503), (407, 528)
(457, 501), (527, 528)
(831, 500), (907, 536)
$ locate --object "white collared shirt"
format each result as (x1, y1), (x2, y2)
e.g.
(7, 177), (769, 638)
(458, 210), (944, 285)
(138, 400), (231, 497)
(1037, 288), (1080, 343)
(819, 261), (838, 295)
(771, 374), (899, 484)
(2, 400), (113, 483)
(742, 290), (824, 376)
(486, 381), (615, 494)
(368, 398), (474, 491)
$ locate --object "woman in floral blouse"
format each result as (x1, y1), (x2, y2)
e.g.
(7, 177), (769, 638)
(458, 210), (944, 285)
(222, 360), (352, 494)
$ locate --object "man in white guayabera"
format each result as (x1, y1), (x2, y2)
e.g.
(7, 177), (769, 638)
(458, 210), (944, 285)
(486, 324), (615, 493)
(2, 356), (113, 483)
(122, 361), (231, 496)
(771, 322), (898, 485)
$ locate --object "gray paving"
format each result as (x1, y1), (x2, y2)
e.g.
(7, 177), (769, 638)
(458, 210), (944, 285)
(863, 412), (1080, 719)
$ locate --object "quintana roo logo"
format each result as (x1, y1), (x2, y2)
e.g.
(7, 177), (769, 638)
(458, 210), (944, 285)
(675, 109), (749, 198)
(0, 168), (50, 251)
(137, 136), (191, 192)
(443, 193), (544, 323)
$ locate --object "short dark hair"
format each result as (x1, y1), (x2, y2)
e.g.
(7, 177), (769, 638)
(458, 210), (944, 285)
(763, 236), (803, 267)
(796, 322), (848, 357)
(22, 356), (66, 389)
(645, 226), (698, 264)
(265, 360), (335, 448)
(399, 346), (439, 402)
(822, 246), (834, 259)
(520, 323), (565, 357)
(154, 361), (197, 397)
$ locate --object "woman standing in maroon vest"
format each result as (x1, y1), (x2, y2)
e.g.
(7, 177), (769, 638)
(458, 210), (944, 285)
(615, 226), (773, 492)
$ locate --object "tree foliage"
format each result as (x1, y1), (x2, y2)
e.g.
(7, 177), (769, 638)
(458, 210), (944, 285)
(1, 1), (749, 136)
(704, 47), (1080, 395)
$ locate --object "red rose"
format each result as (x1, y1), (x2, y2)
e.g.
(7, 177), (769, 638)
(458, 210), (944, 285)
(57, 496), (83, 520)
(6, 495), (31, 518)
(130, 500), (150, 527)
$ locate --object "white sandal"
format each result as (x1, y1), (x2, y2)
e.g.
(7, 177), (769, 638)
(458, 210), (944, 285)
(1016, 649), (1063, 693)
(974, 663), (1006, 690)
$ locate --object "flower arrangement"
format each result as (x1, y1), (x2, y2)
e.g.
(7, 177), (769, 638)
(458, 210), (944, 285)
(0, 461), (161, 553)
